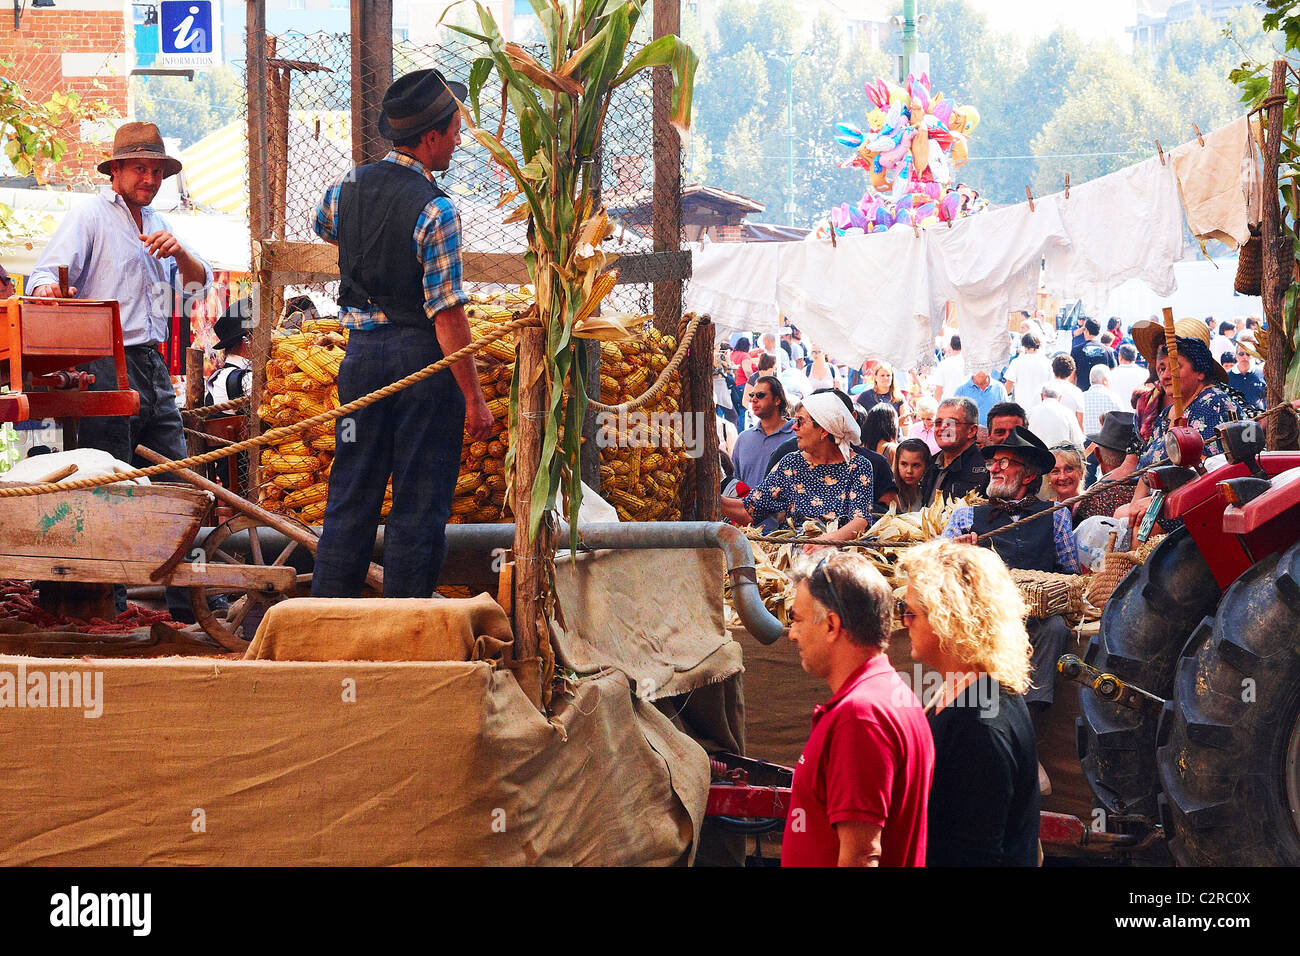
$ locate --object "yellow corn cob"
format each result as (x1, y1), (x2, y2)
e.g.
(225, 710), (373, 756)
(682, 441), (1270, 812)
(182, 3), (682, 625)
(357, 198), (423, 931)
(283, 481), (331, 509)
(310, 433), (335, 452)
(298, 347), (345, 385)
(487, 440), (506, 458)
(455, 472), (483, 496)
(272, 471), (317, 490)
(451, 497), (476, 516)
(486, 396), (511, 419)
(277, 439), (312, 457)
(298, 500), (328, 523)
(261, 454), (321, 475)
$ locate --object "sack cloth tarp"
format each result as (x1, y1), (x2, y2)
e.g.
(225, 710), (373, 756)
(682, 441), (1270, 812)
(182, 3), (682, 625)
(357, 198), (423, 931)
(0, 656), (707, 866)
(551, 547), (745, 755)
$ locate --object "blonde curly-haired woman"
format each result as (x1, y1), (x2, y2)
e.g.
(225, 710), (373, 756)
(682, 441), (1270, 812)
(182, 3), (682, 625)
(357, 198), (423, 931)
(898, 539), (1039, 867)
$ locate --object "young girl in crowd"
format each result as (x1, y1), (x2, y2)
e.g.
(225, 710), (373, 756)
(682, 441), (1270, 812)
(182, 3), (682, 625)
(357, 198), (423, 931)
(893, 438), (932, 512)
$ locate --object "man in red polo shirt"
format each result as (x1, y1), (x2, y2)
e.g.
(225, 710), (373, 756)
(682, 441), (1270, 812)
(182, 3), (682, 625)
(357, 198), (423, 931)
(782, 552), (934, 866)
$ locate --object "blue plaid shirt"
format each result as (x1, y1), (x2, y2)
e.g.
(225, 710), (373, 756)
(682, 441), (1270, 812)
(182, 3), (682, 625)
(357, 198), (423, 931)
(314, 150), (469, 330)
(943, 504), (1081, 574)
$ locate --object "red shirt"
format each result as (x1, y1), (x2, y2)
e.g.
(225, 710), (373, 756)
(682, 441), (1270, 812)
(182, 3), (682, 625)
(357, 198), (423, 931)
(781, 653), (935, 867)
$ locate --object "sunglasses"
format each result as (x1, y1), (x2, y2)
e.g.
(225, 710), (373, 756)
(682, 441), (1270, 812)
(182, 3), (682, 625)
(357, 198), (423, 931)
(791, 416), (818, 430)
(894, 599), (917, 626)
(750, 391), (769, 399)
(936, 417), (972, 428)
(815, 555), (848, 622)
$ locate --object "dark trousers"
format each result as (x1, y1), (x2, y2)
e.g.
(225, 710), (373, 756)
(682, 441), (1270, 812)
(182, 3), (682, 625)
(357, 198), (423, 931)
(1026, 615), (1071, 707)
(311, 326), (465, 599)
(76, 346), (193, 619)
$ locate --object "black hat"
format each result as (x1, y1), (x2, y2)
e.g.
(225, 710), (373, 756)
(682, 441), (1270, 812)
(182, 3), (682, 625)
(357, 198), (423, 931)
(1086, 410), (1136, 452)
(981, 425), (1056, 475)
(378, 69), (467, 141)
(214, 297), (253, 351)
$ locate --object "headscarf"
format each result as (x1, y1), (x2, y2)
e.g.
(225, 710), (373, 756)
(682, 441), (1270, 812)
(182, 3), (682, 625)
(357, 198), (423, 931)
(1164, 336), (1227, 386)
(801, 391), (862, 464)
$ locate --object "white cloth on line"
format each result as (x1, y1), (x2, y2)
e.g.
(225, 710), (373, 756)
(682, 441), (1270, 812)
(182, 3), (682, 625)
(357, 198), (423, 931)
(774, 227), (935, 372)
(684, 240), (783, 336)
(926, 198), (1072, 375)
(1170, 115), (1251, 248)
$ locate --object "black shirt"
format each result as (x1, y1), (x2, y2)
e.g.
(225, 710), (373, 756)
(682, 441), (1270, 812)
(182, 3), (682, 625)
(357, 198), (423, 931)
(919, 441), (989, 504)
(927, 677), (1040, 866)
(765, 438), (898, 506)
(1071, 340), (1115, 390)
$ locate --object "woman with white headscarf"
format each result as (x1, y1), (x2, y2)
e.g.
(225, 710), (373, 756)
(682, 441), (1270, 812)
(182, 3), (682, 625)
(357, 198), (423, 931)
(720, 391), (876, 541)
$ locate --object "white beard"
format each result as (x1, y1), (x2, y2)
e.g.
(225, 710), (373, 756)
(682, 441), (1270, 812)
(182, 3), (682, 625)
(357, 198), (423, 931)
(987, 476), (1024, 500)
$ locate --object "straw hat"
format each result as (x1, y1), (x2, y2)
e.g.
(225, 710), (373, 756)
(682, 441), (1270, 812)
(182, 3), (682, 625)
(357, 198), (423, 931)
(96, 122), (182, 178)
(1130, 317), (1211, 369)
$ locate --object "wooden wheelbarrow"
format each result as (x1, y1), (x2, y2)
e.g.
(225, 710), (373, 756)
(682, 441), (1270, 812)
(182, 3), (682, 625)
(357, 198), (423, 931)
(0, 481), (295, 652)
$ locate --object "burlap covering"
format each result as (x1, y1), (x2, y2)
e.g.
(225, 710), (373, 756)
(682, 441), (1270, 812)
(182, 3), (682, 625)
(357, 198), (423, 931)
(0, 657), (708, 865)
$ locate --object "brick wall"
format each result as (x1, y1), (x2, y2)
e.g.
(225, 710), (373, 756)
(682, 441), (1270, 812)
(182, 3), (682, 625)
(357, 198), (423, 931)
(2, 6), (130, 182)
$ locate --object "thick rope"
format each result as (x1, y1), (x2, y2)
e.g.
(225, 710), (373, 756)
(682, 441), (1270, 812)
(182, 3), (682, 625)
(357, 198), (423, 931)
(181, 394), (250, 420)
(182, 426), (237, 447)
(0, 315), (542, 499)
(586, 312), (704, 414)
(744, 531), (922, 549)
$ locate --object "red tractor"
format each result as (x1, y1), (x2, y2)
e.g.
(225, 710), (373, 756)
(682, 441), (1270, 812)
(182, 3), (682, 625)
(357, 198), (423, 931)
(1077, 418), (1300, 864)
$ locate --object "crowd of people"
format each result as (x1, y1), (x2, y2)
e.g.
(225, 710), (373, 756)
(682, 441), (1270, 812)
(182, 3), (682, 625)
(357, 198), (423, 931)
(714, 310), (1273, 867)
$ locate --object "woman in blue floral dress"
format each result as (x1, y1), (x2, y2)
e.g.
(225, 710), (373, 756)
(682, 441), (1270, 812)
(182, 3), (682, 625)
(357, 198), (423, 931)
(720, 392), (875, 542)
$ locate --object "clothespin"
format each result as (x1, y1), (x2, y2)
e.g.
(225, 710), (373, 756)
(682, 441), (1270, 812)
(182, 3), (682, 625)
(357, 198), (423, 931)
(1025, 185), (1035, 212)
(1193, 123), (1204, 147)
(912, 219), (920, 239)
(1064, 173), (1070, 200)
(945, 216), (953, 229)
(830, 226), (837, 248)
(1156, 140), (1166, 165)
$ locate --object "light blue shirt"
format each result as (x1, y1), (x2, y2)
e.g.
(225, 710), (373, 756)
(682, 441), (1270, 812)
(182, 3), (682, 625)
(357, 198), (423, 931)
(953, 377), (1008, 428)
(29, 186), (212, 346)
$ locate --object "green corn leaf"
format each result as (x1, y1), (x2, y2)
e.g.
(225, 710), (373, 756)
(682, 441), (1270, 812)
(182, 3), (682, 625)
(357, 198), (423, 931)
(612, 34), (697, 133)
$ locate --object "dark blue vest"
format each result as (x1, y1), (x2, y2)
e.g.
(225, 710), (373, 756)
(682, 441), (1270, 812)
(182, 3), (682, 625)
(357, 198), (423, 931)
(971, 498), (1059, 572)
(337, 159), (447, 329)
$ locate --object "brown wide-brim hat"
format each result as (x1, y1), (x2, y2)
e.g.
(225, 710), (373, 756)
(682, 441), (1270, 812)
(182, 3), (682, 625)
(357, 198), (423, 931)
(97, 121), (182, 178)
(378, 69), (467, 141)
(1131, 317), (1211, 369)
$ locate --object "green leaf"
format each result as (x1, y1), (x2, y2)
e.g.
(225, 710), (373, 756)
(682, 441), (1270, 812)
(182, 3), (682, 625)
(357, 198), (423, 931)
(612, 34), (698, 133)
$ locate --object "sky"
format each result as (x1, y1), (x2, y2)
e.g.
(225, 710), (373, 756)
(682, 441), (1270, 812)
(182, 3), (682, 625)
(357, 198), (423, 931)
(964, 0), (1140, 49)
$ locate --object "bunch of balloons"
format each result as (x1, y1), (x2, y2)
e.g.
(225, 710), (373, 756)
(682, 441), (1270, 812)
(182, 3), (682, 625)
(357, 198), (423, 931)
(812, 73), (987, 238)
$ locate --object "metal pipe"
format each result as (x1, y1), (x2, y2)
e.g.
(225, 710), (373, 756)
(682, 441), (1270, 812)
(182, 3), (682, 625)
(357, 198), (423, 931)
(201, 520), (785, 645)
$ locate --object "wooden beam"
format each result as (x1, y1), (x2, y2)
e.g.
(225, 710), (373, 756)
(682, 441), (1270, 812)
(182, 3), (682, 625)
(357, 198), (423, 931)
(1261, 60), (1298, 449)
(351, 0), (393, 166)
(686, 316), (720, 520)
(511, 326), (550, 711)
(254, 241), (690, 288)
(651, 0), (683, 336)
(246, 0), (269, 489)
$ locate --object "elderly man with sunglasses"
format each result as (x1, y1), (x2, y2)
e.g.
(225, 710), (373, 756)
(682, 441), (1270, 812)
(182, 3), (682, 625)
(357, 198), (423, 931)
(941, 426), (1079, 712)
(782, 551), (934, 867)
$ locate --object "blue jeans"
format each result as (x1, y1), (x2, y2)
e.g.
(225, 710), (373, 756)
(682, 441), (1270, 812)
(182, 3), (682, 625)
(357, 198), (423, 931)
(310, 326), (465, 598)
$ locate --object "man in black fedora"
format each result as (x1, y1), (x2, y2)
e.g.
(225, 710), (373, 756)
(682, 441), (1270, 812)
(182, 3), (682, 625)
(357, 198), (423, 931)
(311, 69), (493, 599)
(204, 297), (254, 406)
(1074, 411), (1140, 524)
(942, 426), (1080, 710)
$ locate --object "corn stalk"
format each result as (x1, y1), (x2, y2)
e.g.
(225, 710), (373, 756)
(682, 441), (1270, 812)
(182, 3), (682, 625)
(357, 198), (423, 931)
(441, 0), (697, 544)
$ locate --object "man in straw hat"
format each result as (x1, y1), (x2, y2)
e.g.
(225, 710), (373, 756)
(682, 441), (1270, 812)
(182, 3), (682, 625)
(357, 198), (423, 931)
(27, 121), (212, 619)
(309, 69), (493, 599)
(943, 426), (1079, 710)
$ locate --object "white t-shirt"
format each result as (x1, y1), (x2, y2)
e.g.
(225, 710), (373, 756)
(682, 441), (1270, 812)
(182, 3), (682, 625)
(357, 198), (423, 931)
(1003, 352), (1053, 411)
(932, 353), (966, 398)
(1027, 398), (1086, 449)
(1108, 363), (1150, 410)
(1054, 380), (1085, 419)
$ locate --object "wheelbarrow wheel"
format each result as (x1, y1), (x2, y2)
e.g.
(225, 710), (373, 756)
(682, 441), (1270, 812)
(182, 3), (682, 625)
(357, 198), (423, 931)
(1156, 544), (1300, 866)
(188, 514), (314, 651)
(1076, 527), (1218, 824)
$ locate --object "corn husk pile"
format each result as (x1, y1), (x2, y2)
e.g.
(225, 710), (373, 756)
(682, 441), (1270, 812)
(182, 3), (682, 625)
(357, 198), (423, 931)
(729, 492), (982, 628)
(597, 326), (687, 522)
(257, 318), (353, 524)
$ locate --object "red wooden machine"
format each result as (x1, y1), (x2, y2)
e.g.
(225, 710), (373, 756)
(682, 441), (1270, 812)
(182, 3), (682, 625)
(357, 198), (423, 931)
(0, 267), (139, 431)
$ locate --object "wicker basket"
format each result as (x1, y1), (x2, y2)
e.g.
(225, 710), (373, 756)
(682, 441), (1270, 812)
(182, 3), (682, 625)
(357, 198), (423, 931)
(1011, 569), (1086, 627)
(1235, 226), (1262, 296)
(1084, 532), (1166, 611)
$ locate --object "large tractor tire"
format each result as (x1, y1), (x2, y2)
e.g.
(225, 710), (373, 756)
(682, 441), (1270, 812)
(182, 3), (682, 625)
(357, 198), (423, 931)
(1156, 542), (1300, 866)
(1077, 528), (1219, 822)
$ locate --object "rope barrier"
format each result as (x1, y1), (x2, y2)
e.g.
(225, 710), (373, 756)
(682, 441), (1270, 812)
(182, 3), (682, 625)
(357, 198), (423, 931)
(586, 312), (704, 414)
(181, 394), (250, 420)
(0, 315), (542, 499)
(743, 530), (923, 549)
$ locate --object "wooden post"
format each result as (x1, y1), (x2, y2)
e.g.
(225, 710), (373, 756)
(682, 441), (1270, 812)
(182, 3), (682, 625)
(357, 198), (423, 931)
(580, 339), (602, 492)
(351, 0), (394, 166)
(266, 36), (289, 242)
(1261, 59), (1298, 449)
(246, 0), (269, 490)
(184, 347), (205, 456)
(651, 0), (682, 337)
(687, 316), (720, 520)
(511, 327), (550, 685)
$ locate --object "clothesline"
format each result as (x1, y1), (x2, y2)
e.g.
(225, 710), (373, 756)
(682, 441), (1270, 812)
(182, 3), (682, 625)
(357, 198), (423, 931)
(685, 117), (1258, 377)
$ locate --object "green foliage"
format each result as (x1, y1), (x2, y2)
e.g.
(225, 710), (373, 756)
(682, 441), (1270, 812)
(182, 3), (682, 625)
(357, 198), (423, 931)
(132, 68), (243, 149)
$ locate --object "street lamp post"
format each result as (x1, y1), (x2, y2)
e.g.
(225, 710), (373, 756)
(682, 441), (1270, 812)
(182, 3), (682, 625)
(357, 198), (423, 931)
(766, 50), (808, 227)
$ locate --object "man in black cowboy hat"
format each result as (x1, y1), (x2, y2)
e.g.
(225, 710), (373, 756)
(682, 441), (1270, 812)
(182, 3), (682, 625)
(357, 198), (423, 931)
(1074, 411), (1139, 524)
(942, 426), (1080, 709)
(204, 297), (254, 406)
(310, 69), (493, 599)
